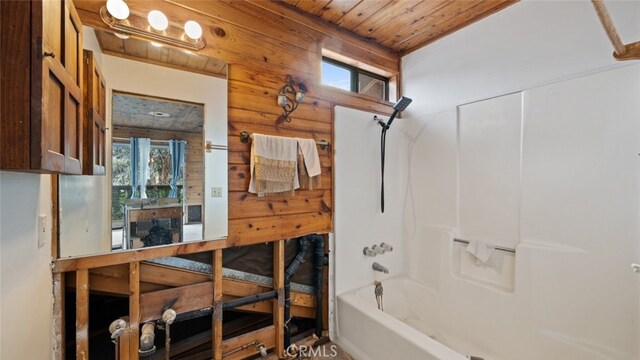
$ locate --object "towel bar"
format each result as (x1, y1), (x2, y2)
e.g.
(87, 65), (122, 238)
(453, 238), (516, 254)
(239, 130), (330, 150)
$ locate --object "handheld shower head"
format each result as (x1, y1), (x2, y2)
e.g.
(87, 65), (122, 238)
(386, 96), (412, 127)
(393, 96), (413, 112)
(377, 96), (412, 213)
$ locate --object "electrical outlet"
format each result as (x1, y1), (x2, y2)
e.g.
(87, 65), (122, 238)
(38, 214), (47, 248)
(211, 187), (223, 198)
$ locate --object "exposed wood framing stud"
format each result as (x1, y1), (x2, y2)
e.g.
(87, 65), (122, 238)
(129, 262), (141, 356)
(53, 272), (65, 360)
(273, 240), (285, 357)
(76, 269), (89, 359)
(213, 250), (223, 360)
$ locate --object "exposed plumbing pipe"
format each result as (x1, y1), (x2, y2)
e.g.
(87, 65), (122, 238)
(108, 319), (127, 360)
(284, 234), (326, 349)
(139, 322), (156, 356)
(222, 290), (278, 311)
(162, 309), (176, 360)
(284, 237), (310, 348)
(222, 340), (258, 357)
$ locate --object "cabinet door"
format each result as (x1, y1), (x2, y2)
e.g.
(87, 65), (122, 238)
(83, 50), (107, 175)
(36, 0), (83, 174)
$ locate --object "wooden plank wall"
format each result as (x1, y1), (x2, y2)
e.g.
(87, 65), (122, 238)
(75, 0), (398, 247)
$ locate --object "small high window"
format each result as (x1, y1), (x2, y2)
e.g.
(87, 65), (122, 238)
(321, 57), (389, 101)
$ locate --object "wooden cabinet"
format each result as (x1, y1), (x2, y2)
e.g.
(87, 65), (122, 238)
(83, 50), (107, 175)
(1, 0), (83, 174)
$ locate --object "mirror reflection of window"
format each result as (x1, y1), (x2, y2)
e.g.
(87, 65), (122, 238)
(110, 93), (203, 250)
(111, 139), (186, 248)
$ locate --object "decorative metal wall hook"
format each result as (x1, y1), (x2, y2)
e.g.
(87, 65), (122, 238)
(276, 75), (306, 123)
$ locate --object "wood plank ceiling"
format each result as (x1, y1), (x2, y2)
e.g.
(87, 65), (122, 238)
(111, 92), (204, 133)
(94, 29), (228, 77)
(278, 0), (518, 54)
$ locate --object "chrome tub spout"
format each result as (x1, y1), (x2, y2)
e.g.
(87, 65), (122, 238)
(372, 262), (389, 274)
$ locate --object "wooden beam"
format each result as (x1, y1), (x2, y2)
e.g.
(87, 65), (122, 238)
(129, 262), (141, 356)
(212, 250), (223, 360)
(52, 238), (228, 273)
(118, 318), (132, 360)
(65, 262), (315, 314)
(273, 240), (285, 357)
(53, 272), (65, 360)
(222, 325), (276, 360)
(76, 269), (89, 360)
(227, 212), (332, 247)
(140, 282), (213, 323)
(140, 262), (210, 287)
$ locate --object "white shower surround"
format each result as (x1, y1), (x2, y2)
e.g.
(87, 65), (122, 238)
(333, 1), (640, 357)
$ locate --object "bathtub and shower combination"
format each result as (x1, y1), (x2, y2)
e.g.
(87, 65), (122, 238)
(336, 277), (472, 360)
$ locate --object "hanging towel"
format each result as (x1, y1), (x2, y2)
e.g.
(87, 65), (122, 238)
(249, 133), (299, 196)
(465, 240), (496, 264)
(296, 138), (322, 190)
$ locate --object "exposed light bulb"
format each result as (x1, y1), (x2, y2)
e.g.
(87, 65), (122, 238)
(277, 94), (287, 107)
(114, 32), (129, 40)
(184, 20), (202, 40)
(147, 10), (168, 31)
(106, 0), (129, 20)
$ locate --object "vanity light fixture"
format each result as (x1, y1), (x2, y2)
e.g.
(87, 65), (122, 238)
(100, 2), (206, 51)
(276, 75), (307, 123)
(147, 10), (169, 31)
(106, 0), (129, 20)
(114, 32), (130, 40)
(184, 20), (203, 40)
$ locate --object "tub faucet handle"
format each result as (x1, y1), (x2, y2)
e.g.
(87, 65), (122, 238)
(380, 243), (393, 252)
(372, 244), (386, 254)
(363, 247), (377, 257)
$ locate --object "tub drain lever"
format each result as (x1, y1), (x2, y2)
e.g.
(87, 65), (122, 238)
(374, 281), (384, 311)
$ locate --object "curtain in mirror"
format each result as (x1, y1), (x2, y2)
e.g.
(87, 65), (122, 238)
(138, 138), (151, 198)
(129, 137), (139, 199)
(169, 139), (186, 198)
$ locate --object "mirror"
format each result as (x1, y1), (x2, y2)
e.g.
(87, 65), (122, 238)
(57, 27), (228, 257)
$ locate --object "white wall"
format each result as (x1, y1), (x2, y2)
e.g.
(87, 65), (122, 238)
(0, 173), (53, 359)
(334, 107), (408, 295)
(400, 1), (640, 358)
(402, 0), (640, 117)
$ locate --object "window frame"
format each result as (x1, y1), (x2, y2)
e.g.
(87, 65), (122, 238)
(322, 57), (389, 101)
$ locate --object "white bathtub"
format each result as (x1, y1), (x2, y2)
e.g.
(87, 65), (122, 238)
(335, 277), (472, 360)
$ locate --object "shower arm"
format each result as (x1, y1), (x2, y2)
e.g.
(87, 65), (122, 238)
(374, 111), (399, 130)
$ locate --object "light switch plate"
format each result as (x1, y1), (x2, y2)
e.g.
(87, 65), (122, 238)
(212, 187), (223, 198)
(38, 214), (47, 248)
